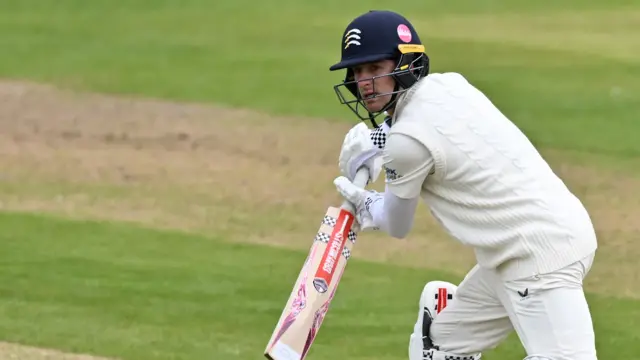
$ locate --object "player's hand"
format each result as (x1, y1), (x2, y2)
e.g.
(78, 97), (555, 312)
(339, 122), (384, 183)
(334, 176), (381, 232)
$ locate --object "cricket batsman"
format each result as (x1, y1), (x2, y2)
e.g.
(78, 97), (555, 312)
(328, 10), (599, 360)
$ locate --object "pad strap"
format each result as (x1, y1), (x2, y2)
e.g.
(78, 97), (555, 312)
(423, 349), (482, 360)
(421, 306), (434, 350)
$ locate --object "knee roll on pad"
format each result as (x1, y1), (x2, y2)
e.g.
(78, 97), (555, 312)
(409, 280), (463, 360)
(410, 281), (482, 360)
(418, 281), (458, 350)
(419, 280), (458, 316)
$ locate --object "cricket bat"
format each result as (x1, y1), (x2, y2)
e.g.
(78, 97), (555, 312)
(264, 168), (370, 360)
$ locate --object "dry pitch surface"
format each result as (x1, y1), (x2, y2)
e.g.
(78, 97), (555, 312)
(1, 81), (638, 358)
(0, 342), (116, 360)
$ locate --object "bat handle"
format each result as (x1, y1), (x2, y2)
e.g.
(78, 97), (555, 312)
(340, 167), (370, 213)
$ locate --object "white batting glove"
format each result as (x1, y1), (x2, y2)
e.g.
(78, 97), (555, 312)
(338, 122), (384, 183)
(334, 176), (382, 232)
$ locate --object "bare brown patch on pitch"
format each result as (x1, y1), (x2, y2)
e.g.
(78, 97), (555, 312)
(0, 80), (346, 236)
(0, 80), (638, 297)
(0, 342), (115, 360)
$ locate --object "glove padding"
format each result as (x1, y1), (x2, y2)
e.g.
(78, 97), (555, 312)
(334, 176), (382, 232)
(338, 122), (384, 183)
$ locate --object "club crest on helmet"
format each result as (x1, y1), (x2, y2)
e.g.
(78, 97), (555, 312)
(344, 29), (362, 49)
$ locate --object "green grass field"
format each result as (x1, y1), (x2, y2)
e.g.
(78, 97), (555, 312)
(0, 0), (639, 359)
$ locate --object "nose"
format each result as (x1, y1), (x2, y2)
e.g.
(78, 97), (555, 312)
(358, 76), (372, 91)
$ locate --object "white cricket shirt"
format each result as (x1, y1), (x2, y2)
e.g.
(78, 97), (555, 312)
(376, 72), (598, 280)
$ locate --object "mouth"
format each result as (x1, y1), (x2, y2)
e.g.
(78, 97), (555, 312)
(363, 92), (377, 100)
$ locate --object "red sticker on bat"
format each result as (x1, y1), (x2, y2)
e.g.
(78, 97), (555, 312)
(313, 209), (354, 293)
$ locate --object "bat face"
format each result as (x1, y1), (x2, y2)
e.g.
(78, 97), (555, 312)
(264, 206), (358, 360)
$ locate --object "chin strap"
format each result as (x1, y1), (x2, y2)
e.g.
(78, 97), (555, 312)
(368, 112), (394, 129)
(368, 115), (379, 128)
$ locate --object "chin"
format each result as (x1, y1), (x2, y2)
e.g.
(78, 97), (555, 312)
(365, 102), (384, 113)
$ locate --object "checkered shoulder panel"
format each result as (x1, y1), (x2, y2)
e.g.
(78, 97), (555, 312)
(370, 127), (387, 149)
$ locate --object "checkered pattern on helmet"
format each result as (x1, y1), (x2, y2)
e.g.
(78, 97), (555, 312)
(315, 233), (330, 243)
(348, 230), (357, 243)
(370, 127), (387, 149)
(342, 247), (351, 259)
(322, 215), (337, 227)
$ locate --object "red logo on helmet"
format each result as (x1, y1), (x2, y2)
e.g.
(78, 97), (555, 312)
(397, 24), (412, 43)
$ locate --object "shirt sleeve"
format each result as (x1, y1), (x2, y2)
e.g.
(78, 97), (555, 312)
(382, 132), (434, 199)
(367, 188), (419, 239)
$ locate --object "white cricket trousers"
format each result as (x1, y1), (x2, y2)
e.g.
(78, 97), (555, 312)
(414, 252), (597, 360)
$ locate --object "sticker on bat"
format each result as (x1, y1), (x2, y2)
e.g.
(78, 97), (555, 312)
(312, 279), (328, 294)
(301, 252), (348, 359)
(312, 209), (354, 293)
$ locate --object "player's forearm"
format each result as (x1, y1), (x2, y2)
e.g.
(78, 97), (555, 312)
(368, 189), (419, 239)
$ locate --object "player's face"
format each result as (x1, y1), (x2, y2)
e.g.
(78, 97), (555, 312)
(352, 60), (396, 113)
